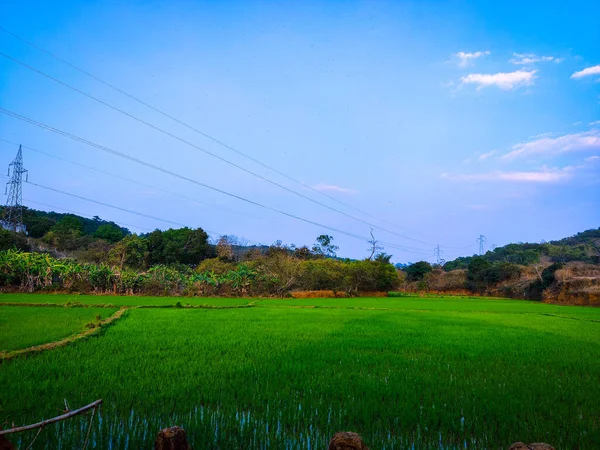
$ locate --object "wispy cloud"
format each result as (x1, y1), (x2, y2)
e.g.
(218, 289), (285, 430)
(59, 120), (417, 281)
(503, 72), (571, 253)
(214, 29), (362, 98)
(461, 70), (536, 90)
(510, 53), (562, 65)
(532, 132), (555, 139)
(501, 130), (600, 159)
(454, 51), (490, 67)
(586, 155), (600, 162)
(478, 150), (496, 160)
(313, 183), (357, 194)
(441, 166), (577, 183)
(571, 64), (600, 79)
(590, 120), (600, 126)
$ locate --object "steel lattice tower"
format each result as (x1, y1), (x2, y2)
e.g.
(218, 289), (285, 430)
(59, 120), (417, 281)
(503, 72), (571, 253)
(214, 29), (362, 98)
(477, 234), (487, 256)
(3, 145), (28, 233)
(434, 244), (443, 265)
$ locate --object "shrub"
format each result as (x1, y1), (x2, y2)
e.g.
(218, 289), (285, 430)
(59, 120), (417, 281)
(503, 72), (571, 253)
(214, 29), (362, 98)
(405, 261), (433, 282)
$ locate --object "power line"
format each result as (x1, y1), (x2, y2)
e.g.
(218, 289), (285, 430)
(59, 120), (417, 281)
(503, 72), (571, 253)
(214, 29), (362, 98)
(0, 24), (426, 237)
(24, 196), (429, 255)
(28, 179), (441, 256)
(0, 138), (261, 221)
(0, 50), (442, 247)
(26, 180), (192, 229)
(0, 174), (457, 257)
(1, 107), (448, 254)
(22, 198), (155, 233)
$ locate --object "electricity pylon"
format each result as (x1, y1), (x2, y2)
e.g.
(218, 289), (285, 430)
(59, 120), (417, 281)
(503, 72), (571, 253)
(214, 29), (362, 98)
(2, 145), (28, 233)
(434, 244), (443, 265)
(477, 235), (487, 256)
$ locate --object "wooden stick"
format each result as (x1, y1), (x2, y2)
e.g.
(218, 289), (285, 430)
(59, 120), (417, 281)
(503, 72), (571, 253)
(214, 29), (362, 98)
(0, 400), (103, 435)
(82, 405), (97, 450)
(24, 424), (44, 450)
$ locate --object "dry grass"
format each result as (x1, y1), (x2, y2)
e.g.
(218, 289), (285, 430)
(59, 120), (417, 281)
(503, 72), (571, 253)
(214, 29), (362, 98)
(555, 262), (600, 282)
(357, 291), (388, 297)
(426, 269), (467, 291)
(290, 290), (348, 299)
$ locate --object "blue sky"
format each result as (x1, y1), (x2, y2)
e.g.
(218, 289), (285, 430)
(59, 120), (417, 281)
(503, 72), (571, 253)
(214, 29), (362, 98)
(1, 0), (599, 262)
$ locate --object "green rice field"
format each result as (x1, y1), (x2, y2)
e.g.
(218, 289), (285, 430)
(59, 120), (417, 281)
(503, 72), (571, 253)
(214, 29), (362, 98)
(0, 306), (116, 352)
(1, 294), (599, 449)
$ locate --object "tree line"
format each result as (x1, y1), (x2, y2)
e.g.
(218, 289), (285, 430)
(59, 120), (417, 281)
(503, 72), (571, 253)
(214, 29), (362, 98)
(443, 229), (600, 269)
(0, 209), (399, 296)
(1, 207), (597, 299)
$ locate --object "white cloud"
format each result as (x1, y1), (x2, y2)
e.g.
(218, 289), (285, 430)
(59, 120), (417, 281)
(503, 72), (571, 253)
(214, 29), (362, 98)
(510, 53), (561, 65)
(461, 70), (536, 90)
(571, 65), (600, 79)
(455, 51), (490, 67)
(478, 150), (496, 160)
(590, 120), (600, 126)
(441, 166), (577, 183)
(532, 132), (555, 139)
(313, 183), (357, 194)
(586, 155), (600, 162)
(501, 130), (600, 159)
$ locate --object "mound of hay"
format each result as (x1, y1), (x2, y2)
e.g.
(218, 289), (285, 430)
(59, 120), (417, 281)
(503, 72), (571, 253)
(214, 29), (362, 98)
(328, 431), (369, 450)
(155, 426), (191, 450)
(0, 436), (15, 450)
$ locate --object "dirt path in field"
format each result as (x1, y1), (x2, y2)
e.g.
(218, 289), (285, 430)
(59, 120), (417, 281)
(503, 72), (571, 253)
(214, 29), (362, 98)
(0, 307), (128, 362)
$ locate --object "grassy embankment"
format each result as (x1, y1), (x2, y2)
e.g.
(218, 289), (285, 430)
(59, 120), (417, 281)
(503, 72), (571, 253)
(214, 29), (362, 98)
(1, 294), (599, 449)
(0, 292), (253, 307)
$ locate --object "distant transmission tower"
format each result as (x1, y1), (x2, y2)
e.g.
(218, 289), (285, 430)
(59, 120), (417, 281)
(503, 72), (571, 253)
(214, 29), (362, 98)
(477, 235), (487, 255)
(2, 145), (28, 233)
(434, 244), (443, 265)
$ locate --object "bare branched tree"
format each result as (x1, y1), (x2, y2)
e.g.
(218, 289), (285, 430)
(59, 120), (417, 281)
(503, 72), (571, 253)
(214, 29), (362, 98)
(367, 228), (383, 260)
(216, 235), (235, 261)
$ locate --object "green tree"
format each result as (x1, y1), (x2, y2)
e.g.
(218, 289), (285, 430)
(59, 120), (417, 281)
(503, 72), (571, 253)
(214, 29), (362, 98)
(0, 229), (30, 251)
(374, 252), (393, 264)
(45, 215), (83, 250)
(75, 239), (112, 264)
(147, 227), (213, 265)
(93, 223), (124, 243)
(23, 215), (55, 238)
(485, 261), (521, 284)
(405, 261), (432, 282)
(108, 234), (149, 269)
(312, 235), (339, 259)
(466, 256), (492, 292)
(292, 245), (313, 260)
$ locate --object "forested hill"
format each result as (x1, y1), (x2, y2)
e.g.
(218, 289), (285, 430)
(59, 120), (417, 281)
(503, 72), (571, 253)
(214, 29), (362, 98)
(550, 228), (600, 247)
(444, 228), (600, 270)
(1, 207), (598, 268)
(0, 206), (130, 240)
